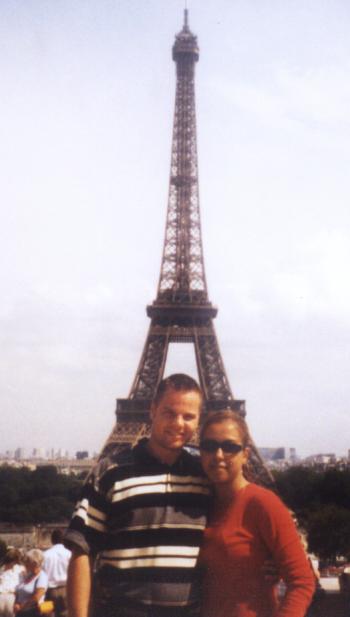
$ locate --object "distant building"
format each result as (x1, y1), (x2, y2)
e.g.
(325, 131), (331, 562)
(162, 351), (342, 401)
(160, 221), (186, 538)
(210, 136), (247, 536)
(14, 447), (25, 460)
(289, 448), (297, 463)
(260, 447), (286, 461)
(76, 450), (89, 460)
(304, 453), (336, 465)
(258, 448), (298, 469)
(32, 448), (46, 459)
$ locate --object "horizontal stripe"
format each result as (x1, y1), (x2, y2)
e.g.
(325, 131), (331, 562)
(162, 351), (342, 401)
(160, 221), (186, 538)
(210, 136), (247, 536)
(99, 556), (198, 569)
(101, 546), (199, 559)
(113, 474), (207, 490)
(74, 499), (107, 532)
(74, 499), (107, 522)
(108, 504), (206, 531)
(114, 522), (205, 532)
(111, 483), (209, 504)
(110, 473), (208, 493)
(93, 529), (203, 553)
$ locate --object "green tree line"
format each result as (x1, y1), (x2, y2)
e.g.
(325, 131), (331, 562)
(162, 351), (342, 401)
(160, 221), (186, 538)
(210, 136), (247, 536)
(1, 464), (350, 562)
(274, 466), (350, 562)
(0, 465), (82, 523)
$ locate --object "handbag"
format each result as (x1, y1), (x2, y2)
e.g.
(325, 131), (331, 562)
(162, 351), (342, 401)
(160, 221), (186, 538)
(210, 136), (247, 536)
(38, 600), (55, 615)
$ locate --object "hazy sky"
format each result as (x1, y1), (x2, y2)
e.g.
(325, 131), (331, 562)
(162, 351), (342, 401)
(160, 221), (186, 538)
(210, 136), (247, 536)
(1, 0), (350, 458)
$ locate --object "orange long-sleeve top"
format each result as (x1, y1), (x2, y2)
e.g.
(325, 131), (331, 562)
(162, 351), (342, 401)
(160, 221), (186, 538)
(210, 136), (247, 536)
(200, 483), (315, 617)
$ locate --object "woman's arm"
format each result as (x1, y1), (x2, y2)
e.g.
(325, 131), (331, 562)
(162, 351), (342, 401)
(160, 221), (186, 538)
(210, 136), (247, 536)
(14, 586), (46, 612)
(257, 491), (315, 617)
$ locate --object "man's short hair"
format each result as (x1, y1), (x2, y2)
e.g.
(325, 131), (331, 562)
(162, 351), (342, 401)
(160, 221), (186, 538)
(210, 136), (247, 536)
(51, 529), (64, 544)
(153, 373), (202, 407)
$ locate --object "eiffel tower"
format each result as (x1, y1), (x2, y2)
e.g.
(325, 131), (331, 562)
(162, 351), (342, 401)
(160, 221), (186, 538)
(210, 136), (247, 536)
(104, 11), (271, 483)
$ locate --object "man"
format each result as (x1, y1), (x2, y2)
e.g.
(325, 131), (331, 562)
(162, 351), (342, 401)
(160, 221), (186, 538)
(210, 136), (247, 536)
(65, 374), (210, 617)
(43, 529), (72, 617)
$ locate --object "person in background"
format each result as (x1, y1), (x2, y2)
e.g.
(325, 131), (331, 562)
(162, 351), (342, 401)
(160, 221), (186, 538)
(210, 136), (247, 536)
(14, 549), (48, 617)
(199, 410), (315, 617)
(43, 531), (71, 617)
(0, 549), (24, 617)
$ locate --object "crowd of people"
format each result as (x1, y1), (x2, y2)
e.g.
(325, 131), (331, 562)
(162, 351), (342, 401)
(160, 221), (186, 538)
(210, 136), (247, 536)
(1, 373), (318, 617)
(0, 531), (71, 617)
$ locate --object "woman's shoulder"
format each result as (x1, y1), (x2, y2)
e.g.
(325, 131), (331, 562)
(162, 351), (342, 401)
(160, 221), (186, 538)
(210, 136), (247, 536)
(244, 483), (287, 512)
(37, 569), (49, 587)
(243, 483), (295, 534)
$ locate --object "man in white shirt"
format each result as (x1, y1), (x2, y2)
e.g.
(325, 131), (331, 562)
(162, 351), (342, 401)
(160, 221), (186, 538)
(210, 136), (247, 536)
(43, 530), (71, 617)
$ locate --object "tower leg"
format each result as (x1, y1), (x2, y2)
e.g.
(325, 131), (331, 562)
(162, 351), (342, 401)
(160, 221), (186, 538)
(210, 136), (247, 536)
(194, 324), (234, 404)
(129, 325), (170, 401)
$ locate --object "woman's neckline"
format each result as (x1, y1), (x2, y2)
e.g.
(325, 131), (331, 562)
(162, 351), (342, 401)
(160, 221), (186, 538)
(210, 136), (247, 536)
(212, 481), (252, 518)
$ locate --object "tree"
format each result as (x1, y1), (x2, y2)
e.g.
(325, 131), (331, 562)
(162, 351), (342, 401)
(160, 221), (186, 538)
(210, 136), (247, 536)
(0, 465), (82, 523)
(273, 466), (321, 513)
(273, 466), (350, 561)
(307, 504), (350, 562)
(318, 469), (350, 509)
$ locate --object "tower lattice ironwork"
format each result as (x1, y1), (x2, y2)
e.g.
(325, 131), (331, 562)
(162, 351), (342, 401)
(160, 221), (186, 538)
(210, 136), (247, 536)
(104, 11), (271, 484)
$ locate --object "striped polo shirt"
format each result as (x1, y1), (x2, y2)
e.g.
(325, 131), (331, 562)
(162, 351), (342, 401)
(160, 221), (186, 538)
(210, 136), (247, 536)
(65, 439), (211, 616)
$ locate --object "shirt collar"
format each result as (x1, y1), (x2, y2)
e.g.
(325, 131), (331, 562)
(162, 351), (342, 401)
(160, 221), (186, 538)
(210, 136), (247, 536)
(133, 437), (191, 472)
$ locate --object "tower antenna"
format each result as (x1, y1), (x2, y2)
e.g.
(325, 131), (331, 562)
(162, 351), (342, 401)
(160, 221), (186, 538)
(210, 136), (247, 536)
(184, 4), (189, 30)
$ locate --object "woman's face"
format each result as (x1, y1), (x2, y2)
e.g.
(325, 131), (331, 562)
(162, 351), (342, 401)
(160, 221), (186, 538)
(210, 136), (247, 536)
(200, 420), (248, 486)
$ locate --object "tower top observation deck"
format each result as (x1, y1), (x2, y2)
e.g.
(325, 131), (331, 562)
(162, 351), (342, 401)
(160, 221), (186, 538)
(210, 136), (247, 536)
(172, 9), (199, 61)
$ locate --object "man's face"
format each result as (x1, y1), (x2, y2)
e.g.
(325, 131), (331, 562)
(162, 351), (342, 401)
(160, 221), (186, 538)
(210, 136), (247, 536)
(149, 388), (202, 458)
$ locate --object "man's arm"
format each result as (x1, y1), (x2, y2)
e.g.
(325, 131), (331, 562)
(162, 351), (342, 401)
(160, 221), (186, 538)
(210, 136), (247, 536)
(67, 550), (91, 617)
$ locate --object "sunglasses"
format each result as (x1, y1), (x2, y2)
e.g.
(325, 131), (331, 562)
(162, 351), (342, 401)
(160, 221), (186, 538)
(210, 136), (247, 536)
(199, 439), (243, 454)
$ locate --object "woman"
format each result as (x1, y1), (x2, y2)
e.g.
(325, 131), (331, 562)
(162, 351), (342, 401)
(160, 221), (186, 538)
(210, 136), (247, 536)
(14, 550), (48, 617)
(0, 549), (25, 617)
(199, 410), (315, 617)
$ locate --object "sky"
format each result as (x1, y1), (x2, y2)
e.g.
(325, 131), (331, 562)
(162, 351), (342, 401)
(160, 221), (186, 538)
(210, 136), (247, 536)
(1, 0), (350, 458)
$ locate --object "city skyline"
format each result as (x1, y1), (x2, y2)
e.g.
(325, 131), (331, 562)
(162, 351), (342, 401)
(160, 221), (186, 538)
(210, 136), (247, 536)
(1, 1), (350, 457)
(1, 444), (350, 467)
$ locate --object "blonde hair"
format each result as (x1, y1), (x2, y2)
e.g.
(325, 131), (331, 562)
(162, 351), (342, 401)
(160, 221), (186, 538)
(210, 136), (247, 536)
(25, 549), (44, 568)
